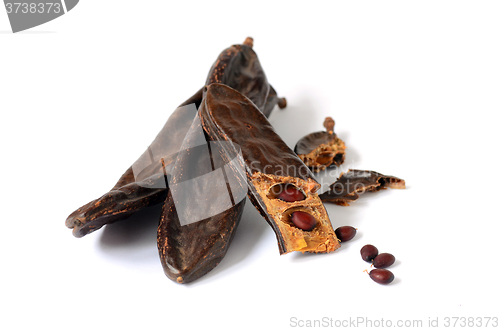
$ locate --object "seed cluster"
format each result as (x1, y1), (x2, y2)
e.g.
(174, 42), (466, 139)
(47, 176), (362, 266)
(269, 183), (319, 232)
(360, 244), (396, 285)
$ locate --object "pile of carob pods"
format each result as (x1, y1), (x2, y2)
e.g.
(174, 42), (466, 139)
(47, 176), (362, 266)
(66, 37), (405, 284)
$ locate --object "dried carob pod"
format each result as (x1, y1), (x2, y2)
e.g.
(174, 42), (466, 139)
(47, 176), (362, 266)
(201, 83), (340, 255)
(66, 37), (285, 237)
(319, 169), (405, 206)
(294, 117), (346, 172)
(64, 91), (202, 238)
(158, 114), (247, 284)
(206, 37), (286, 118)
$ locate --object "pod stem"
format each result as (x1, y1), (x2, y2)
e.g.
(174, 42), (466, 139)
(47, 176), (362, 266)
(243, 37), (254, 48)
(323, 117), (335, 134)
(278, 97), (287, 109)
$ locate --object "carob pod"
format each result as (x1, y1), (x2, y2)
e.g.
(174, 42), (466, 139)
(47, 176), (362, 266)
(157, 114), (247, 283)
(65, 90), (202, 238)
(294, 117), (346, 172)
(66, 37), (285, 238)
(319, 169), (405, 206)
(200, 83), (340, 255)
(206, 37), (286, 118)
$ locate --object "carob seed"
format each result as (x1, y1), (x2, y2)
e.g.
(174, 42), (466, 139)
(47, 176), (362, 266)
(373, 253), (395, 268)
(360, 244), (379, 262)
(276, 185), (306, 202)
(369, 269), (394, 285)
(290, 211), (317, 231)
(316, 152), (334, 166)
(334, 226), (357, 242)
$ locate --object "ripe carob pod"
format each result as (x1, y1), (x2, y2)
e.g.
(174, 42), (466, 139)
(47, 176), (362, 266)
(66, 37), (285, 238)
(158, 114), (246, 283)
(294, 117), (346, 172)
(319, 169), (406, 206)
(200, 83), (340, 255)
(206, 37), (286, 118)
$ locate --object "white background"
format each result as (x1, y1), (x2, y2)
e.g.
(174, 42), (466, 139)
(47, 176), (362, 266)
(1, 1), (499, 330)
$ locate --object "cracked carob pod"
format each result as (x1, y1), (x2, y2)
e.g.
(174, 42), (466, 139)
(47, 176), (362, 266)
(200, 83), (340, 254)
(158, 114), (247, 283)
(319, 169), (405, 206)
(66, 37), (285, 238)
(294, 117), (346, 172)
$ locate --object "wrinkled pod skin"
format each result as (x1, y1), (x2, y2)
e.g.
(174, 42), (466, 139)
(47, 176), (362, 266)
(157, 114), (247, 284)
(65, 38), (285, 238)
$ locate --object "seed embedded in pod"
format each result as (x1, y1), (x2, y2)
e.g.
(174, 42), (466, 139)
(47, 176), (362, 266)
(290, 211), (317, 231)
(276, 184), (306, 202)
(316, 152), (334, 166)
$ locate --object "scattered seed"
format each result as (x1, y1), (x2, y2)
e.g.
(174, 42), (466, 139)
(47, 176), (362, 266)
(360, 244), (379, 262)
(373, 253), (395, 268)
(369, 269), (394, 285)
(335, 226), (357, 242)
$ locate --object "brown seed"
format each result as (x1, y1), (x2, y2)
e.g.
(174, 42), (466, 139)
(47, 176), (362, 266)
(369, 269), (394, 285)
(373, 253), (395, 268)
(334, 226), (357, 242)
(290, 211), (317, 231)
(316, 152), (334, 165)
(276, 185), (306, 202)
(360, 244), (379, 262)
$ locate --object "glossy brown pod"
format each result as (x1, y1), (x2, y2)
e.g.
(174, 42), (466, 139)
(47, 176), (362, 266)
(157, 115), (246, 283)
(64, 90), (201, 238)
(206, 37), (286, 118)
(319, 169), (406, 206)
(200, 83), (340, 255)
(373, 253), (395, 268)
(294, 117), (346, 172)
(66, 38), (285, 238)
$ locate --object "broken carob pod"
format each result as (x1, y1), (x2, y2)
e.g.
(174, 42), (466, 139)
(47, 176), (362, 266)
(319, 169), (406, 206)
(201, 83), (340, 254)
(158, 113), (247, 284)
(66, 37), (285, 238)
(294, 117), (346, 172)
